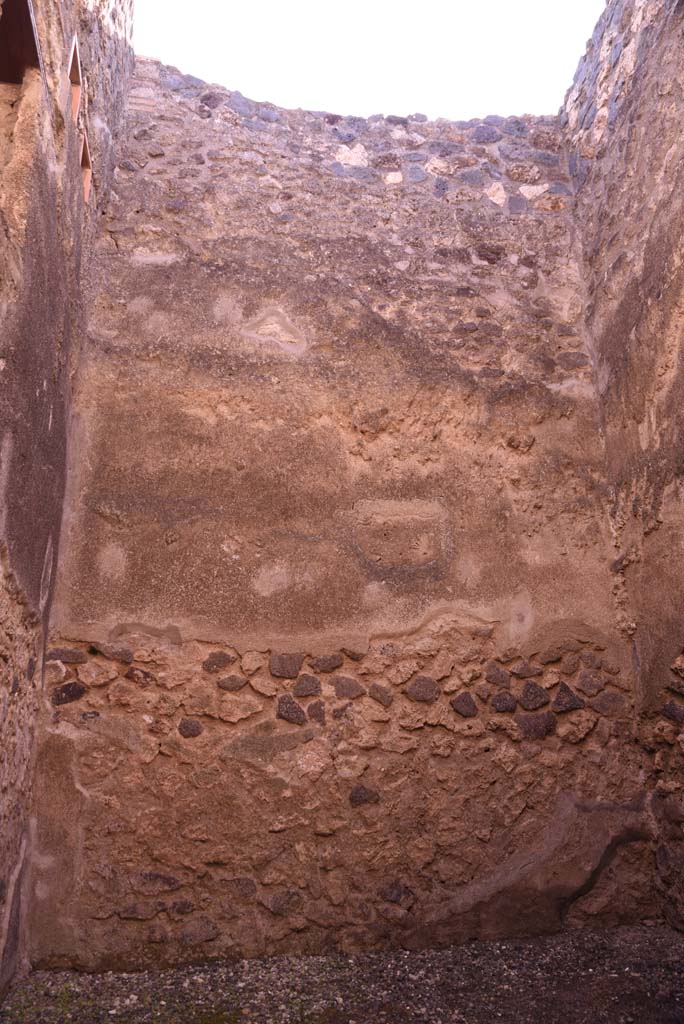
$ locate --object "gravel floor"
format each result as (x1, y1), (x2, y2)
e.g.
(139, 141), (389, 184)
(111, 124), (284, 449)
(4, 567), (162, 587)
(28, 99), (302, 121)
(1, 926), (683, 1024)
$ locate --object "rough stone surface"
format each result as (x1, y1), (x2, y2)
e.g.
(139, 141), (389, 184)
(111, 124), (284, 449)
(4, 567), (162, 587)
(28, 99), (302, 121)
(0, 0), (133, 993)
(1, 0), (683, 985)
(450, 692), (478, 718)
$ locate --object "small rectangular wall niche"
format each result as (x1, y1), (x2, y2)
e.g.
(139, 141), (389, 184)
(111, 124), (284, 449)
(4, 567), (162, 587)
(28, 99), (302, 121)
(80, 131), (92, 201)
(0, 0), (40, 85)
(68, 36), (81, 123)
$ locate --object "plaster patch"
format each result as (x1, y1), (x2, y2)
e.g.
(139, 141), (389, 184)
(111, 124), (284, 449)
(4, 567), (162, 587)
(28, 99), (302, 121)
(241, 307), (308, 355)
(252, 562), (292, 597)
(97, 541), (127, 580)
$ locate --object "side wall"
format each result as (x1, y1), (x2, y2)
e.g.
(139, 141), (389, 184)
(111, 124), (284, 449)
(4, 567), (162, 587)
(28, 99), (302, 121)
(0, 0), (132, 993)
(564, 0), (684, 926)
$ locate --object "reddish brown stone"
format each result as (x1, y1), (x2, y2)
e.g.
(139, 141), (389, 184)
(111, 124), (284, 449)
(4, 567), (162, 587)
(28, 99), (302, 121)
(510, 660), (543, 679)
(125, 666), (157, 686)
(217, 675), (248, 692)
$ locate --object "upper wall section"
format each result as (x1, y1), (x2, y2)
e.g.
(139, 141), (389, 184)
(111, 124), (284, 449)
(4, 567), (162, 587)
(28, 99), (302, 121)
(563, 0), (684, 702)
(50, 58), (612, 654)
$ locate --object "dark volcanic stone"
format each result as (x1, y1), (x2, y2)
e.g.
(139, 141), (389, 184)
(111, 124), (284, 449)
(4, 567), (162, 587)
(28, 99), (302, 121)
(217, 675), (248, 692)
(349, 784), (380, 808)
(224, 876), (257, 899)
(332, 675), (365, 699)
(276, 694), (307, 725)
(178, 718), (203, 738)
(369, 682), (394, 708)
(341, 648), (365, 662)
(378, 879), (414, 906)
(90, 642), (134, 663)
(451, 692), (478, 718)
(515, 711), (556, 740)
(663, 701), (684, 725)
(491, 691), (517, 713)
(309, 654), (343, 673)
(202, 651), (236, 674)
(308, 700), (326, 725)
(472, 124), (503, 143)
(266, 889), (302, 916)
(576, 669), (606, 697)
(270, 653), (305, 679)
(228, 92), (255, 117)
(405, 675), (440, 703)
(557, 351), (590, 369)
(180, 917), (219, 944)
(580, 650), (602, 669)
(293, 674), (321, 698)
(590, 691), (626, 716)
(561, 652), (580, 675)
(51, 681), (87, 706)
(406, 165), (428, 183)
(47, 647), (87, 665)
(199, 91), (224, 109)
(668, 676), (684, 696)
(508, 194), (528, 214)
(520, 682), (550, 711)
(552, 682), (586, 713)
(484, 661), (511, 688)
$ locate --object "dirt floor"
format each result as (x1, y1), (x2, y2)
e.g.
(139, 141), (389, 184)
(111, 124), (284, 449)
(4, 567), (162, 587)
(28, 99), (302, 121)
(1, 925), (683, 1024)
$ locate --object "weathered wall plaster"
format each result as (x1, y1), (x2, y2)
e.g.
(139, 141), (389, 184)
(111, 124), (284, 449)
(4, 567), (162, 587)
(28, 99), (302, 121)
(565, 0), (684, 929)
(30, 0), (680, 969)
(1, 0), (683, 981)
(0, 0), (133, 993)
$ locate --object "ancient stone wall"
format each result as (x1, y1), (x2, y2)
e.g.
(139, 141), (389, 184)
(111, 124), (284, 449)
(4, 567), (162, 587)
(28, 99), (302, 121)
(0, 0), (132, 993)
(0, 0), (678, 979)
(29, 39), (661, 969)
(564, 0), (684, 929)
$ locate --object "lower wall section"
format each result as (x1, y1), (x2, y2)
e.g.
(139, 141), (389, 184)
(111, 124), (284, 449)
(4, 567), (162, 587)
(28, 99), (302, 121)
(29, 612), (658, 969)
(0, 548), (41, 994)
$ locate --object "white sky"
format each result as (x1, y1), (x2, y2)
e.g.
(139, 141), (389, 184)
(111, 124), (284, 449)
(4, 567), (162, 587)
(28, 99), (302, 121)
(133, 0), (607, 121)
